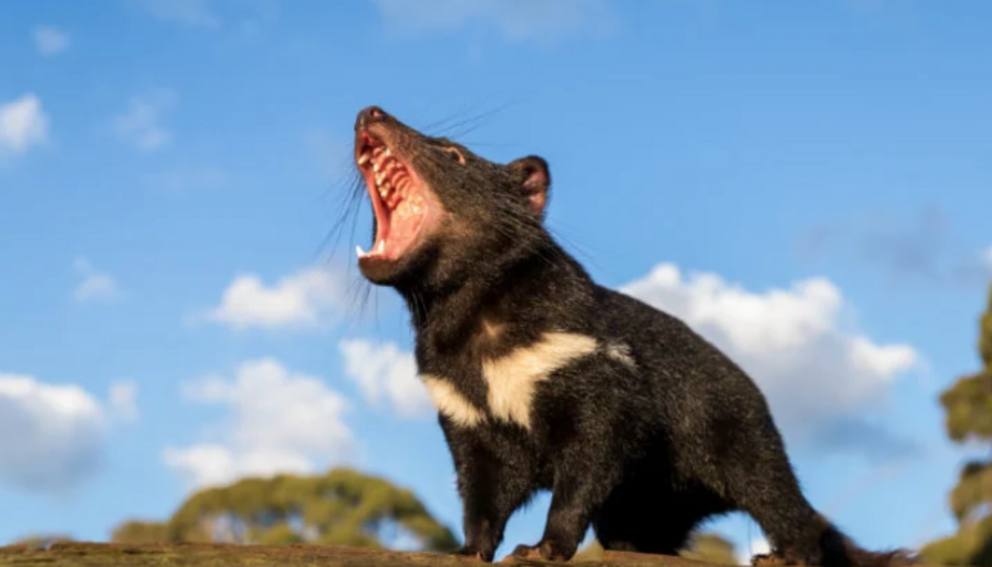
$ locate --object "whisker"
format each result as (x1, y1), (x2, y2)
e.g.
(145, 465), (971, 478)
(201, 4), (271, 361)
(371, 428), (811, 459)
(428, 100), (519, 140)
(545, 222), (604, 274)
(417, 102), (482, 135)
(315, 170), (366, 263)
(451, 140), (518, 148)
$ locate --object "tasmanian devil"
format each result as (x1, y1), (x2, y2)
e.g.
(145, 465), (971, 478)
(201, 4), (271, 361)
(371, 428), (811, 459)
(348, 105), (913, 565)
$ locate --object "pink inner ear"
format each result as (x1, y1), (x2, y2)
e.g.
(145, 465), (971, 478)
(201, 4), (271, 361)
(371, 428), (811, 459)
(527, 191), (547, 216)
(522, 167), (549, 216)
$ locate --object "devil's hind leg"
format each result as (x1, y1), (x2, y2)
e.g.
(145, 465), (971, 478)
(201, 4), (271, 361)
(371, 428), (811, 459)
(593, 474), (731, 556)
(718, 423), (913, 567)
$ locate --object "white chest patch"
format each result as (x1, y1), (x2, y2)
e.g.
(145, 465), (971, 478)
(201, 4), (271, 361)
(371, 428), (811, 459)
(421, 374), (484, 428)
(481, 332), (598, 430)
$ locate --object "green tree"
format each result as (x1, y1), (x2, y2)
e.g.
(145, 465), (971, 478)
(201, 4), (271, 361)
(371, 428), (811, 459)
(573, 532), (738, 565)
(921, 284), (992, 566)
(8, 534), (73, 548)
(109, 520), (170, 544)
(154, 468), (456, 551)
(681, 532), (739, 565)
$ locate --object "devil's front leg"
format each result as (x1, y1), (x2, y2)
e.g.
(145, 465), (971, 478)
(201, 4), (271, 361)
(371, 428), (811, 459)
(442, 419), (535, 562)
(509, 418), (623, 562)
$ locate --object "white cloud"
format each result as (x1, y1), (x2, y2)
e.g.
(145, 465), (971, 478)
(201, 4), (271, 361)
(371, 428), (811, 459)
(163, 358), (353, 489)
(202, 266), (345, 330)
(114, 90), (176, 152)
(0, 94), (49, 159)
(370, 0), (617, 41)
(33, 26), (71, 56)
(73, 257), (119, 303)
(0, 372), (106, 491)
(339, 339), (432, 417)
(109, 380), (139, 421)
(129, 0), (221, 29)
(622, 263), (921, 451)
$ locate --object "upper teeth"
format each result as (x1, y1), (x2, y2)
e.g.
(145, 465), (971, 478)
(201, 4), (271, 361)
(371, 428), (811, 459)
(355, 144), (417, 261)
(363, 145), (408, 205)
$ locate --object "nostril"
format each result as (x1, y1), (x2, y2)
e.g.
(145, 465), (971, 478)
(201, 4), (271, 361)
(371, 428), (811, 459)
(356, 106), (387, 131)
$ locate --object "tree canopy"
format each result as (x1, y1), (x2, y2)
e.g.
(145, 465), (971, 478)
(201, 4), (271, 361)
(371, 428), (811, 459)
(921, 284), (992, 566)
(573, 532), (739, 565)
(110, 468), (457, 552)
(7, 534), (73, 548)
(680, 532), (740, 565)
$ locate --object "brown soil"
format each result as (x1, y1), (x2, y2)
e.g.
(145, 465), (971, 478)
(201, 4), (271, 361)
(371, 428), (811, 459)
(0, 542), (722, 567)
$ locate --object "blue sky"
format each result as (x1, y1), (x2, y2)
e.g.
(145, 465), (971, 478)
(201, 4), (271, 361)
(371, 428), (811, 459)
(2, 0), (991, 561)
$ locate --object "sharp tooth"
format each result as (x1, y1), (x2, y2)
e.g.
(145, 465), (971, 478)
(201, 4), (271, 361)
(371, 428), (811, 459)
(375, 171), (386, 185)
(372, 162), (380, 173)
(358, 153), (370, 166)
(356, 244), (366, 257)
(383, 148), (392, 157)
(376, 239), (385, 253)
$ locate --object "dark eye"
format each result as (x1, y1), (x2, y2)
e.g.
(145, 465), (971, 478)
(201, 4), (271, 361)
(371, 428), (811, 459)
(445, 147), (466, 165)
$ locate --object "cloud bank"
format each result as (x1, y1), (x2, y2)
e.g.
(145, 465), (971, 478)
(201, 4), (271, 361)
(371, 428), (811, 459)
(622, 263), (920, 457)
(33, 26), (71, 56)
(164, 358), (353, 488)
(0, 373), (107, 492)
(339, 339), (432, 418)
(202, 266), (346, 330)
(0, 94), (49, 160)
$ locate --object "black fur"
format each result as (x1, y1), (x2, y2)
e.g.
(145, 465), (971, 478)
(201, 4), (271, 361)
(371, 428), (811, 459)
(347, 106), (916, 565)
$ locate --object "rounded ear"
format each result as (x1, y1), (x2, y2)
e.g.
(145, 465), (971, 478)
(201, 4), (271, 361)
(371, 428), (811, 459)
(508, 155), (551, 219)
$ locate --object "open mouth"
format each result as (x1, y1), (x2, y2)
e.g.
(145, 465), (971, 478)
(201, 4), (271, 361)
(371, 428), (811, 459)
(355, 133), (429, 263)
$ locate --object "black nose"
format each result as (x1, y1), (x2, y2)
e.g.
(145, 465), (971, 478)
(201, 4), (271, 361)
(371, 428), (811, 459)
(355, 106), (387, 131)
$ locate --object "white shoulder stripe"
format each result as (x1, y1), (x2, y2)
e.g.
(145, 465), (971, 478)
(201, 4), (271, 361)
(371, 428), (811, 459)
(421, 374), (484, 427)
(482, 332), (598, 430)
